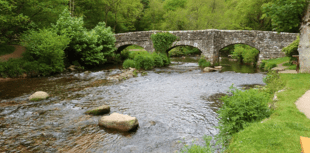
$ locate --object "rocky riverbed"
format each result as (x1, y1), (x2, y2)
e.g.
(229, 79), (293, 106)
(0, 57), (265, 153)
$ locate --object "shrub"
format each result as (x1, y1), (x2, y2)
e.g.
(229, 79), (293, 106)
(52, 9), (116, 66)
(152, 52), (164, 67)
(259, 60), (266, 69)
(0, 59), (25, 77)
(263, 71), (285, 94)
(159, 53), (170, 66)
(20, 28), (70, 76)
(128, 51), (149, 59)
(151, 32), (178, 53)
(134, 54), (155, 70)
(198, 56), (211, 68)
(217, 86), (272, 142)
(121, 49), (130, 60)
(123, 59), (136, 69)
(282, 35), (299, 63)
(232, 44), (259, 64)
(264, 62), (277, 71)
(0, 44), (15, 56)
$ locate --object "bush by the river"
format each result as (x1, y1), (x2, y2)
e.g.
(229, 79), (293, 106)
(21, 29), (70, 76)
(123, 51), (170, 70)
(52, 9), (116, 67)
(151, 52), (164, 67)
(232, 44), (259, 65)
(217, 86), (272, 144)
(198, 56), (211, 68)
(123, 59), (136, 69)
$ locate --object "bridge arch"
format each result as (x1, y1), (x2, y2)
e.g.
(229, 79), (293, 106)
(115, 42), (151, 53)
(218, 43), (261, 64)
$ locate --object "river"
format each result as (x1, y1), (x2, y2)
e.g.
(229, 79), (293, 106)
(0, 57), (265, 152)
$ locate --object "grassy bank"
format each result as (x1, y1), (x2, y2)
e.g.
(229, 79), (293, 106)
(227, 73), (310, 152)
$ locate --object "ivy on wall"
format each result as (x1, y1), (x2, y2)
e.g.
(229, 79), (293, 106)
(151, 32), (178, 53)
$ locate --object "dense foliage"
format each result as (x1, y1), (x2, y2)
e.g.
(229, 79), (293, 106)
(282, 35), (300, 63)
(0, 44), (15, 56)
(263, 0), (307, 32)
(0, 0), (67, 43)
(217, 86), (272, 143)
(168, 46), (201, 57)
(151, 32), (178, 53)
(198, 56), (211, 68)
(20, 29), (70, 76)
(232, 44), (259, 65)
(122, 51), (170, 70)
(52, 9), (116, 66)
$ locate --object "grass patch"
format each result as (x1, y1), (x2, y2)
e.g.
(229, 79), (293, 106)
(226, 73), (310, 152)
(0, 44), (15, 56)
(263, 57), (290, 65)
(260, 57), (290, 70)
(287, 65), (297, 70)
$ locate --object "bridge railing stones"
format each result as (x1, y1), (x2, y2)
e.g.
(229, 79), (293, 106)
(115, 30), (298, 65)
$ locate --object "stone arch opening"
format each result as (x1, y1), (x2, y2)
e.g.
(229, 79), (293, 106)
(115, 44), (147, 54)
(167, 45), (203, 57)
(218, 43), (261, 65)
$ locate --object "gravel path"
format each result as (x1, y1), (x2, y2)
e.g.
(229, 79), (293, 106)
(295, 90), (310, 119)
(0, 45), (26, 61)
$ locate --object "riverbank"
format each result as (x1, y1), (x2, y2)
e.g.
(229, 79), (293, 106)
(226, 73), (310, 152)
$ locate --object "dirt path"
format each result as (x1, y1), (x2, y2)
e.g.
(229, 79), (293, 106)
(295, 90), (310, 119)
(0, 45), (26, 61)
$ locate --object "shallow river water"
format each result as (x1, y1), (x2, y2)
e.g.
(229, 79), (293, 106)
(0, 57), (265, 153)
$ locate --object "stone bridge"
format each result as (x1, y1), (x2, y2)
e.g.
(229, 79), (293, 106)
(115, 30), (298, 64)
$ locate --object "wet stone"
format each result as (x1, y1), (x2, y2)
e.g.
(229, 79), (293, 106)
(98, 113), (139, 132)
(85, 105), (110, 115)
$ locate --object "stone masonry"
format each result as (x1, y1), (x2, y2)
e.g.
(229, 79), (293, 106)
(115, 30), (298, 64)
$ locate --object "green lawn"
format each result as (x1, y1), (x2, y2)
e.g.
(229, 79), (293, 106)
(226, 73), (310, 153)
(0, 44), (15, 56)
(263, 57), (290, 65)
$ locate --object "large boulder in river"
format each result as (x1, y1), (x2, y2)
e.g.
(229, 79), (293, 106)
(28, 91), (49, 101)
(85, 105), (110, 115)
(98, 113), (139, 132)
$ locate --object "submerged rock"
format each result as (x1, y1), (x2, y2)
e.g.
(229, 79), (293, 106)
(85, 105), (110, 115)
(28, 91), (49, 101)
(107, 68), (137, 82)
(203, 67), (214, 72)
(98, 113), (139, 132)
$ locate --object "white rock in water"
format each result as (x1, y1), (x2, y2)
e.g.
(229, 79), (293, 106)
(28, 91), (49, 101)
(203, 67), (214, 72)
(98, 113), (139, 132)
(214, 66), (222, 70)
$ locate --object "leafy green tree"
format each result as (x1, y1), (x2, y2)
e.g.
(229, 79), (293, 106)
(223, 0), (272, 30)
(0, 0), (29, 43)
(52, 9), (116, 66)
(20, 28), (70, 76)
(74, 0), (143, 33)
(0, 0), (67, 43)
(262, 0), (307, 32)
